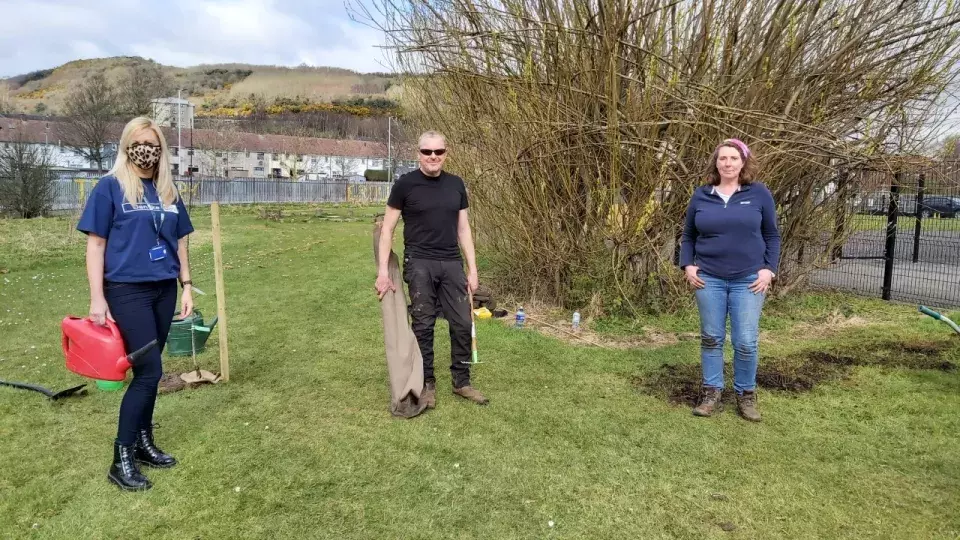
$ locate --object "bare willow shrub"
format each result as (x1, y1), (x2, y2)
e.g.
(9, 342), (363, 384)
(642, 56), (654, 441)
(352, 0), (960, 314)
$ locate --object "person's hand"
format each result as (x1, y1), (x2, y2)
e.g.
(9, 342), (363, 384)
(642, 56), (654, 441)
(375, 272), (396, 300)
(180, 287), (194, 319)
(685, 266), (705, 289)
(89, 296), (112, 326)
(749, 269), (775, 294)
(466, 270), (479, 294)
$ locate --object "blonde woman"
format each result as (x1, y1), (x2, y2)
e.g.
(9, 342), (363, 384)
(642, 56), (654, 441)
(77, 117), (194, 491)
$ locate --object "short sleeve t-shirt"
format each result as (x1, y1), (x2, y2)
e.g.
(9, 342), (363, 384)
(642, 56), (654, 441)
(386, 169), (468, 260)
(76, 175), (194, 283)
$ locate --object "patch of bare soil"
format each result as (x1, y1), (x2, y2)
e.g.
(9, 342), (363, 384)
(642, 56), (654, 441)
(633, 339), (956, 406)
(158, 374), (186, 394)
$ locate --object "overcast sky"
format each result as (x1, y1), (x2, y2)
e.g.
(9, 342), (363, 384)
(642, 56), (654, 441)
(2, 0), (958, 136)
(0, 0), (390, 77)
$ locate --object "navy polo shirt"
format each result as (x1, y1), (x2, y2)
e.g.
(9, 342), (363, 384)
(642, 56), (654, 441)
(77, 175), (194, 283)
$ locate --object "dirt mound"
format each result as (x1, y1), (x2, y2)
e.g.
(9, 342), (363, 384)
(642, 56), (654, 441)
(633, 339), (956, 406)
(158, 373), (186, 394)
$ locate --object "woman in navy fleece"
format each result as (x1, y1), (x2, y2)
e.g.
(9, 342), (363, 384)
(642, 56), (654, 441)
(77, 117), (194, 490)
(679, 139), (780, 422)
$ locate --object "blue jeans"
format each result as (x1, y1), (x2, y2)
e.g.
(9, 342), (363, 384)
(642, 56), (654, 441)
(694, 272), (765, 395)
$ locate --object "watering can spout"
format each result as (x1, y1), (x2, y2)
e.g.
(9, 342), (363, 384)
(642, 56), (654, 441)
(191, 315), (218, 348)
(195, 315), (219, 334)
(126, 340), (158, 365)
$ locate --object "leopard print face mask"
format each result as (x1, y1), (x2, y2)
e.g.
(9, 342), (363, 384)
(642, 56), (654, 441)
(128, 142), (162, 170)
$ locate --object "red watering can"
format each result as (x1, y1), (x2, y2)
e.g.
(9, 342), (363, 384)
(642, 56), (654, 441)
(62, 317), (157, 381)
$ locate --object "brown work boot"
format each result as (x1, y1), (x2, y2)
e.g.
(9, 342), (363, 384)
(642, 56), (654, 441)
(422, 381), (437, 409)
(453, 385), (489, 405)
(692, 387), (723, 417)
(736, 391), (762, 422)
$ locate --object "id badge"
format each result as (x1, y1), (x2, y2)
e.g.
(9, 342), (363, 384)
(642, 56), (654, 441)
(148, 245), (167, 262)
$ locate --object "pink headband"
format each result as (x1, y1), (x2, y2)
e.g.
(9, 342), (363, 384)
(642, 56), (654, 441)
(720, 138), (750, 158)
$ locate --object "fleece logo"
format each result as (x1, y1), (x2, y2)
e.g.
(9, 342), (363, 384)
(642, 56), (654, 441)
(121, 202), (179, 214)
(739, 200), (752, 205)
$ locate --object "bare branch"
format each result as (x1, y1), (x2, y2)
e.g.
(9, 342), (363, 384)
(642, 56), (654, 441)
(58, 72), (119, 173)
(351, 0), (960, 312)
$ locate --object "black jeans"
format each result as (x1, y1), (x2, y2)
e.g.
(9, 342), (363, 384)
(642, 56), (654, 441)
(103, 279), (178, 446)
(402, 257), (472, 388)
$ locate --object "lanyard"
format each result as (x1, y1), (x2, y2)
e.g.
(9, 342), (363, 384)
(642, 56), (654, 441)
(145, 187), (165, 245)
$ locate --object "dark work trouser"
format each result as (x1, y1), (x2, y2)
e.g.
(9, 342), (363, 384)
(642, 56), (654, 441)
(103, 279), (178, 446)
(402, 257), (472, 388)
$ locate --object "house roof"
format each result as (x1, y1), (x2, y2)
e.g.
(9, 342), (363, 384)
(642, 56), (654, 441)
(0, 118), (389, 159)
(185, 128), (388, 158)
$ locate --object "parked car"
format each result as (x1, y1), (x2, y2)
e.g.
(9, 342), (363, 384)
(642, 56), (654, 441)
(916, 196), (960, 218)
(857, 193), (960, 218)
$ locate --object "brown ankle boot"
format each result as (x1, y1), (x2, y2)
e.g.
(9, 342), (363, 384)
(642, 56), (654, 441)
(453, 385), (489, 405)
(422, 381), (436, 409)
(736, 391), (762, 422)
(692, 387), (723, 417)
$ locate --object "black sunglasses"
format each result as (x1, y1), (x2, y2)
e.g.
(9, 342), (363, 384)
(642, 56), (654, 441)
(419, 148), (446, 156)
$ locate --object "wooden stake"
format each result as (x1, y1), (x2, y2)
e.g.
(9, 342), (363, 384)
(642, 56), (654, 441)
(211, 202), (230, 381)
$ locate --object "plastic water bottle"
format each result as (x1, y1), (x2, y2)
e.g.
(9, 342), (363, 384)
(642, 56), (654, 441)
(515, 306), (526, 329)
(572, 311), (581, 332)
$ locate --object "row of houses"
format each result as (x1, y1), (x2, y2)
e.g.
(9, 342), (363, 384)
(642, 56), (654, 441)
(0, 112), (417, 181)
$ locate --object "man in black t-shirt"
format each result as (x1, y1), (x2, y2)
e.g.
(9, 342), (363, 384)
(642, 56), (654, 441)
(375, 131), (488, 407)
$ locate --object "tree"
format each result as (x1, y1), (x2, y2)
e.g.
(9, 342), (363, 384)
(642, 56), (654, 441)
(334, 155), (361, 177)
(33, 103), (47, 115)
(239, 93), (270, 134)
(275, 120), (317, 178)
(0, 134), (54, 218)
(118, 62), (173, 117)
(192, 118), (245, 177)
(939, 133), (960, 159)
(0, 83), (12, 115)
(59, 72), (119, 173)
(356, 0), (960, 311)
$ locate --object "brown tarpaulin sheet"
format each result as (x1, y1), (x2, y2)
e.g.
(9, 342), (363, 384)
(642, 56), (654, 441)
(373, 218), (427, 418)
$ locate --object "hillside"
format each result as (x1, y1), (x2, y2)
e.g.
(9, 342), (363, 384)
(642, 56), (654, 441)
(1, 56), (401, 116)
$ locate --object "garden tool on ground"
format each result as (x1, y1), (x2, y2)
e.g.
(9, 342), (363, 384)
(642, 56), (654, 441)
(919, 305), (960, 336)
(461, 290), (482, 365)
(0, 379), (87, 401)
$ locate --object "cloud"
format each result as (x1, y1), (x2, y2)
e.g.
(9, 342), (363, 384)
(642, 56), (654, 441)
(70, 41), (108, 60)
(296, 21), (393, 73)
(0, 0), (389, 76)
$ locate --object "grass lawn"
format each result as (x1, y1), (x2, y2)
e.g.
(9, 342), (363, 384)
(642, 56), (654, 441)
(1, 204), (958, 539)
(849, 213), (960, 233)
